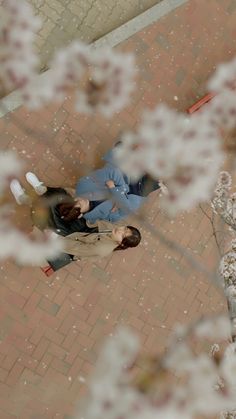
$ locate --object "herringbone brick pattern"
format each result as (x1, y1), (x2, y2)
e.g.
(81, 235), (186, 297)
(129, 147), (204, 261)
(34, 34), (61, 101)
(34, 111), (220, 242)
(0, 0), (235, 417)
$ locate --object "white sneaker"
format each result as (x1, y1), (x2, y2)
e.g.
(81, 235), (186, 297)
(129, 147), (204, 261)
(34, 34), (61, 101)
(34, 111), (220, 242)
(10, 179), (30, 205)
(25, 172), (47, 195)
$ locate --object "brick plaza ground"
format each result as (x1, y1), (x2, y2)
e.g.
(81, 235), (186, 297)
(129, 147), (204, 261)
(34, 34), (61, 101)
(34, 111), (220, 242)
(0, 0), (236, 417)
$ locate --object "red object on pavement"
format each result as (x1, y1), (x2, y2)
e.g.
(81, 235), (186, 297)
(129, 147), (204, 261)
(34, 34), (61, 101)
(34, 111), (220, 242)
(187, 92), (215, 114)
(40, 265), (54, 276)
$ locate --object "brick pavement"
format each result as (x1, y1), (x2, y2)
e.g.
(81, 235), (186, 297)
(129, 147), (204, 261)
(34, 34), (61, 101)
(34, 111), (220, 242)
(0, 0), (163, 75)
(0, 0), (236, 417)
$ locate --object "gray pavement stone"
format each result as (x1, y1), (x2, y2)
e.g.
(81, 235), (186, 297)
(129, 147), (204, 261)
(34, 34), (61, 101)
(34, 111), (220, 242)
(92, 266), (111, 283)
(228, 0), (236, 14)
(156, 33), (171, 50)
(175, 68), (186, 86)
(27, 0), (165, 68)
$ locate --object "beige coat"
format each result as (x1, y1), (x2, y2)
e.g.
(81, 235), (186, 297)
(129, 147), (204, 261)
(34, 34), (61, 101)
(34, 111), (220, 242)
(61, 220), (119, 260)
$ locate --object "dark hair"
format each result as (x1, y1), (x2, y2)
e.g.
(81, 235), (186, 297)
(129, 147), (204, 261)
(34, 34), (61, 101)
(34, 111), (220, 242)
(114, 226), (141, 251)
(56, 202), (82, 222)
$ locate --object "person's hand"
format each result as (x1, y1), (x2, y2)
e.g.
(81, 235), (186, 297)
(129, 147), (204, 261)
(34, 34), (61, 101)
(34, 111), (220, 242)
(75, 197), (90, 213)
(44, 229), (59, 239)
(106, 180), (115, 188)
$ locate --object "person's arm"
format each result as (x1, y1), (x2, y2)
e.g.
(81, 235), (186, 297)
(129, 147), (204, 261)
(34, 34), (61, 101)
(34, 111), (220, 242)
(76, 165), (129, 200)
(106, 180), (139, 213)
(84, 202), (122, 223)
(83, 201), (113, 224)
(104, 165), (129, 189)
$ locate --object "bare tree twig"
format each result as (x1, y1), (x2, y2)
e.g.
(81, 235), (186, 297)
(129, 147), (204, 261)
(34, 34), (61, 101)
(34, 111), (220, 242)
(134, 214), (224, 293)
(199, 204), (222, 257)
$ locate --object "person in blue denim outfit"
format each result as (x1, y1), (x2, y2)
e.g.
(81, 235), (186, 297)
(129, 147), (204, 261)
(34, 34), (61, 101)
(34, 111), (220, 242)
(75, 143), (161, 223)
(82, 180), (144, 224)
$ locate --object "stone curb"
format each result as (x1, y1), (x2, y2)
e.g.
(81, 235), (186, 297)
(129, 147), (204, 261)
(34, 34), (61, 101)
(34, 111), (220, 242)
(0, 0), (188, 118)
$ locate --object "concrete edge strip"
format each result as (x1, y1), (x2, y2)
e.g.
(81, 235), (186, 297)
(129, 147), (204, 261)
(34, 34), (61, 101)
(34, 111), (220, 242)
(0, 0), (189, 118)
(93, 0), (188, 48)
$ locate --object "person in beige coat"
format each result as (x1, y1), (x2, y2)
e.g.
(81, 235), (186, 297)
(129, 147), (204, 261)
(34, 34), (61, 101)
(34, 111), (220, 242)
(61, 220), (141, 260)
(40, 220), (141, 275)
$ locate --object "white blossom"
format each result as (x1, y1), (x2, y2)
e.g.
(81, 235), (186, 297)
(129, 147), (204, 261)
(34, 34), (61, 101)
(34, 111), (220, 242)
(75, 47), (136, 117)
(0, 219), (63, 264)
(218, 347), (236, 419)
(212, 171), (233, 220)
(207, 55), (236, 133)
(194, 316), (231, 340)
(221, 342), (236, 388)
(0, 151), (22, 193)
(214, 172), (236, 297)
(21, 71), (56, 109)
(23, 41), (136, 117)
(207, 91), (236, 130)
(218, 171), (232, 190)
(82, 327), (141, 419)
(0, 0), (41, 90)
(78, 324), (236, 419)
(92, 327), (139, 382)
(114, 105), (224, 214)
(208, 57), (236, 93)
(0, 2), (135, 116)
(0, 152), (63, 264)
(220, 250), (236, 287)
(221, 410), (236, 419)
(164, 342), (195, 372)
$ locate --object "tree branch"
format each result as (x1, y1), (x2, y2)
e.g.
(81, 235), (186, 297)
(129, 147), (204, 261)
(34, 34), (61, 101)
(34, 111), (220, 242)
(135, 214), (224, 293)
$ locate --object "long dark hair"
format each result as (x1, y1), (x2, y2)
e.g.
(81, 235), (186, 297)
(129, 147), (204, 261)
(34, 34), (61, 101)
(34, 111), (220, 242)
(56, 202), (82, 222)
(114, 226), (141, 251)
